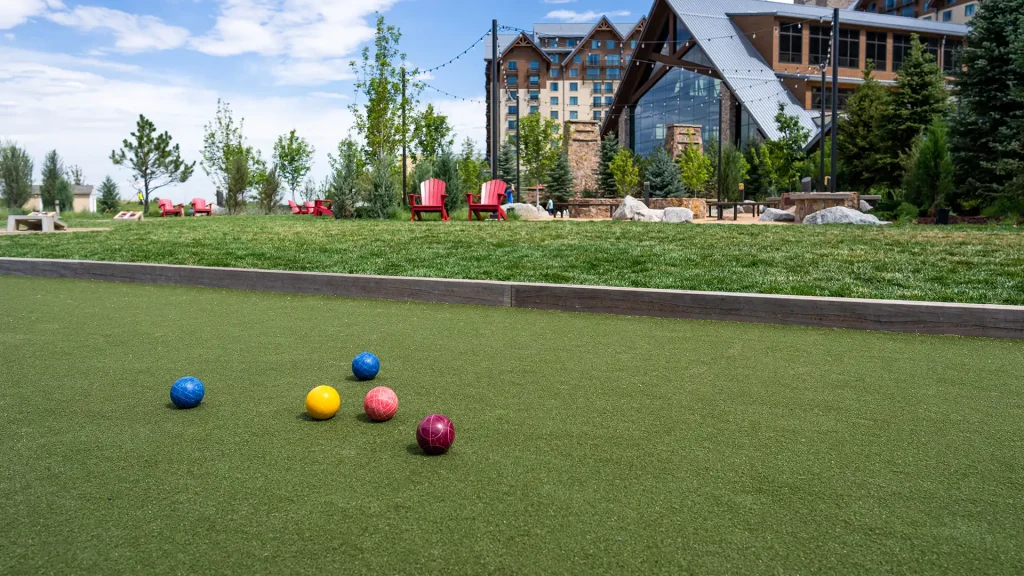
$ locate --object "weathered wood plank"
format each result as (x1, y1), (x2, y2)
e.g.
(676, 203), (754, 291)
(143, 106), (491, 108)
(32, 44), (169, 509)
(511, 283), (1024, 339)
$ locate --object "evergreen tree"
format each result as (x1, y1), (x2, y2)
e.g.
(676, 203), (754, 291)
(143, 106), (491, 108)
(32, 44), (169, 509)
(225, 153), (251, 214)
(257, 164), (282, 214)
(711, 143), (749, 201)
(457, 138), (481, 205)
(364, 154), (398, 218)
(0, 142), (34, 209)
(40, 150), (73, 211)
(949, 0), (1024, 214)
(677, 145), (714, 196)
(327, 137), (365, 218)
(595, 134), (619, 197)
(97, 176), (121, 213)
(881, 34), (948, 185)
(112, 115), (194, 213)
(838, 64), (892, 191)
(433, 149), (462, 212)
(497, 137), (518, 186)
(743, 140), (779, 198)
(645, 147), (684, 198)
(903, 118), (954, 211)
(546, 148), (574, 202)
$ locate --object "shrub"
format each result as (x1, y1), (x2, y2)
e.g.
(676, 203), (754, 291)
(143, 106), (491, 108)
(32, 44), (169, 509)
(896, 202), (921, 223)
(361, 154), (398, 219)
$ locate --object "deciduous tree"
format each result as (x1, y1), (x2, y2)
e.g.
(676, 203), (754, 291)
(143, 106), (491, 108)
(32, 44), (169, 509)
(0, 142), (34, 209)
(677, 145), (714, 196)
(609, 147), (639, 197)
(273, 129), (315, 203)
(412, 104), (453, 163)
(257, 164), (283, 214)
(110, 115), (194, 213)
(518, 112), (560, 204)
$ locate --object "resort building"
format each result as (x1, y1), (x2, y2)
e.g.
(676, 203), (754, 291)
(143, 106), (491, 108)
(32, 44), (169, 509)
(603, 0), (969, 156)
(484, 18), (646, 148)
(848, 0), (982, 24)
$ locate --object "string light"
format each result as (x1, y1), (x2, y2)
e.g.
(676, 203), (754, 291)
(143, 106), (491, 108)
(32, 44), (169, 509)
(421, 82), (487, 104)
(421, 29), (493, 74)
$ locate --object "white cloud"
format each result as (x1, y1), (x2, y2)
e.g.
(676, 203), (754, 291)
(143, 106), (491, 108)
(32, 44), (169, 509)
(268, 58), (354, 85)
(4, 33), (15, 41)
(545, 10), (631, 23)
(0, 0), (63, 29)
(47, 6), (190, 53)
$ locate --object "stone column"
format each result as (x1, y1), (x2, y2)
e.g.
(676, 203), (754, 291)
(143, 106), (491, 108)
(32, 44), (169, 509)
(720, 84), (737, 147)
(664, 124), (703, 159)
(565, 120), (600, 196)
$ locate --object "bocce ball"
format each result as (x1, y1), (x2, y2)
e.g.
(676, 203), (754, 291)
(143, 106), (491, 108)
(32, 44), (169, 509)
(364, 386), (398, 422)
(416, 414), (455, 455)
(305, 385), (341, 420)
(170, 376), (205, 409)
(352, 351), (380, 381)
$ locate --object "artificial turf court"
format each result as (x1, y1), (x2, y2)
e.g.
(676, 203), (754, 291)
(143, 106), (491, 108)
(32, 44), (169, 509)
(1, 276), (1022, 574)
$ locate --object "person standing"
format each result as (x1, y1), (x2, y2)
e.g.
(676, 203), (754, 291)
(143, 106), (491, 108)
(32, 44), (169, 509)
(506, 183), (515, 205)
(546, 197), (554, 216)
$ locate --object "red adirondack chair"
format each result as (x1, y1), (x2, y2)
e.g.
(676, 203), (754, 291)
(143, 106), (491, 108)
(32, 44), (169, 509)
(288, 200), (309, 214)
(312, 199), (334, 217)
(467, 180), (508, 221)
(304, 201), (316, 214)
(157, 198), (183, 217)
(409, 178), (449, 221)
(191, 198), (213, 216)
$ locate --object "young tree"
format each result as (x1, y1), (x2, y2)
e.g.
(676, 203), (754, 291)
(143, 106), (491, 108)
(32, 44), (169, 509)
(111, 115), (194, 213)
(201, 99), (264, 196)
(546, 148), (574, 202)
(67, 164), (85, 186)
(412, 104), (453, 163)
(349, 14), (419, 162)
(0, 142), (34, 209)
(596, 134), (619, 196)
(457, 138), (481, 204)
(609, 147), (639, 197)
(708, 142), (749, 200)
(645, 147), (684, 198)
(903, 118), (954, 211)
(327, 137), (365, 218)
(225, 153), (251, 214)
(97, 176), (121, 213)
(677, 145), (714, 197)
(881, 34), (948, 184)
(40, 150), (74, 212)
(765, 103), (810, 192)
(257, 164), (283, 214)
(497, 137), (518, 186)
(518, 112), (560, 204)
(433, 149), (462, 212)
(838, 64), (892, 191)
(950, 0), (1024, 213)
(742, 140), (779, 199)
(364, 154), (398, 218)
(273, 129), (315, 203)
(299, 177), (318, 202)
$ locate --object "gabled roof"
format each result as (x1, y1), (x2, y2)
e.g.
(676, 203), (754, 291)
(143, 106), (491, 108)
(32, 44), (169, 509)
(483, 34), (521, 61)
(484, 32), (552, 63)
(560, 16), (626, 67)
(533, 21), (643, 37)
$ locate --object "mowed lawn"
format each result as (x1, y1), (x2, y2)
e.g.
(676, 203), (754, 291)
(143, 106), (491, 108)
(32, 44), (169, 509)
(1, 216), (1023, 304)
(1, 276), (1022, 574)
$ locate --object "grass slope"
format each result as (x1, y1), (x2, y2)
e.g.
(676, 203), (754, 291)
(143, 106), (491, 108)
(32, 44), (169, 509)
(1, 276), (1022, 574)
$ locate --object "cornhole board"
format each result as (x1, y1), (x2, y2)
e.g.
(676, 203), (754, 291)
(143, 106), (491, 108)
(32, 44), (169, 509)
(7, 213), (67, 233)
(114, 211), (144, 221)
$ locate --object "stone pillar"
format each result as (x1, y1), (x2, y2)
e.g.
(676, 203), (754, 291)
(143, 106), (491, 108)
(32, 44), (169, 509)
(617, 106), (632, 150)
(565, 120), (600, 196)
(720, 84), (737, 147)
(664, 124), (703, 159)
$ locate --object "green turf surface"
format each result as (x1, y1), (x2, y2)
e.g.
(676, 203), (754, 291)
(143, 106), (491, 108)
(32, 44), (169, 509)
(1, 216), (1023, 304)
(1, 276), (1023, 574)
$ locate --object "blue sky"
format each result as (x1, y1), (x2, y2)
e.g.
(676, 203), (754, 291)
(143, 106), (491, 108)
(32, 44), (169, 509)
(0, 0), (658, 202)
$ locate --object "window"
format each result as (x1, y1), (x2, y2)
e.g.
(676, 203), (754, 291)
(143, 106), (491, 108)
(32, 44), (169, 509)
(592, 40), (601, 49)
(811, 87), (854, 109)
(965, 3), (976, 16)
(548, 39), (559, 48)
(529, 75), (539, 86)
(550, 110), (559, 120)
(605, 96), (614, 106)
(943, 42), (960, 74)
(550, 54), (560, 64)
(925, 37), (940, 61)
(569, 96), (578, 105)
(605, 82), (613, 92)
(593, 84), (602, 94)
(508, 76), (518, 86)
(942, 9), (952, 21)
(606, 40), (616, 49)
(529, 61), (539, 71)
(867, 2), (876, 10)
(567, 39), (577, 48)
(529, 91), (539, 101)
(900, 6), (914, 16)
(885, 0), (896, 8)
(838, 28), (859, 68)
(586, 68), (600, 79)
(549, 82), (559, 91)
(574, 55), (582, 64)
(892, 34), (911, 70)
(924, 0), (931, 9)
(550, 96), (559, 106)
(809, 26), (830, 66)
(946, 0), (954, 4)
(569, 111), (578, 120)
(606, 68), (620, 79)
(569, 82), (578, 92)
(866, 31), (887, 71)
(631, 40), (637, 49)
(509, 91), (518, 100)
(923, 15), (933, 20)
(508, 105), (517, 115)
(587, 54), (600, 66)
(592, 110), (602, 120)
(779, 22), (802, 64)
(529, 106), (539, 114)
(507, 61), (517, 71)
(593, 96), (602, 106)
(606, 54), (620, 66)
(569, 68), (579, 78)
(551, 68), (560, 78)
(508, 120), (517, 129)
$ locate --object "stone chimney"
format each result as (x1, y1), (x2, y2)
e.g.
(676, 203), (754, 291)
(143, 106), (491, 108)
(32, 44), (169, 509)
(564, 120), (600, 195)
(664, 124), (703, 159)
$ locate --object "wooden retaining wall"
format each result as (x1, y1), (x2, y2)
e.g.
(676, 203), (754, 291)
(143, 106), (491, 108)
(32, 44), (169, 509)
(1, 258), (1022, 339)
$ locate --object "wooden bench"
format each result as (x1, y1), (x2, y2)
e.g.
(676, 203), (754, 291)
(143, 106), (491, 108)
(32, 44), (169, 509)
(707, 201), (781, 220)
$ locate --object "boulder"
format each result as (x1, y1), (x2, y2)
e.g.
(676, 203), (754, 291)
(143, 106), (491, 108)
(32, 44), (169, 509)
(636, 208), (664, 222)
(612, 195), (648, 220)
(803, 206), (888, 225)
(759, 207), (795, 222)
(662, 207), (694, 223)
(859, 200), (873, 212)
(503, 203), (551, 220)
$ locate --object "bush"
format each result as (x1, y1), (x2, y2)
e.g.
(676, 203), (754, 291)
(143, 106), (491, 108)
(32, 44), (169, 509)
(360, 154), (398, 219)
(896, 202), (921, 223)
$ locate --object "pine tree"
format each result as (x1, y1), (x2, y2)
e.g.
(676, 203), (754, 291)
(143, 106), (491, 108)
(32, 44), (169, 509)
(645, 147), (685, 198)
(949, 0), (1024, 214)
(433, 149), (462, 212)
(903, 118), (954, 211)
(881, 34), (948, 185)
(97, 176), (121, 213)
(498, 137), (517, 186)
(596, 134), (619, 197)
(838, 64), (892, 191)
(546, 148), (574, 202)
(257, 164), (282, 214)
(40, 150), (73, 211)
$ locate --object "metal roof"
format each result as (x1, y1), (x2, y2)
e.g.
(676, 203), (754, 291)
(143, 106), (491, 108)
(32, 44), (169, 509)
(483, 34), (523, 60)
(728, 8), (968, 35)
(533, 21), (642, 37)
